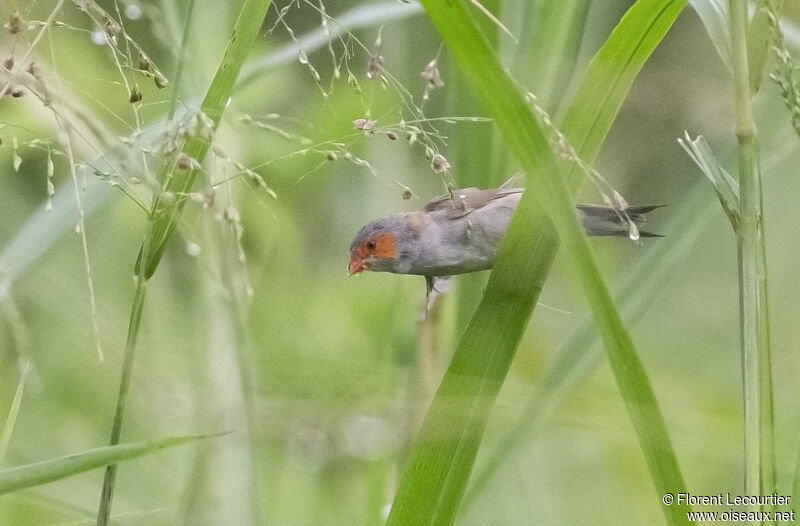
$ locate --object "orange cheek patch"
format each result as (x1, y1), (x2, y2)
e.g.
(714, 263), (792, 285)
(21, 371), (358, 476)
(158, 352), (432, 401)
(374, 233), (397, 259)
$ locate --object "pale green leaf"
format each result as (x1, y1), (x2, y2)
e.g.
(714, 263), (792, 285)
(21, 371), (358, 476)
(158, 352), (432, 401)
(1, 433), (222, 496)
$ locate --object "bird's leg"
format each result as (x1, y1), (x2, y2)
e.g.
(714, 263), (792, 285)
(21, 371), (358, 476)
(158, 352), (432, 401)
(425, 275), (452, 313)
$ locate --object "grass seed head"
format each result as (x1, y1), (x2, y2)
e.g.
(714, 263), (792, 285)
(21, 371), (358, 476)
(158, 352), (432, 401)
(353, 118), (377, 135)
(421, 59), (445, 100)
(177, 153), (193, 170)
(26, 61), (40, 78)
(104, 19), (121, 38)
(431, 153), (450, 173)
(129, 85), (142, 103)
(9, 9), (21, 34)
(138, 51), (151, 72)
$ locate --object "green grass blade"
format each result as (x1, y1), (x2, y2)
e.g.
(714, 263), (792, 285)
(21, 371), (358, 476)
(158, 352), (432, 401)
(98, 1), (272, 524)
(0, 364), (29, 465)
(689, 0), (732, 70)
(387, 1), (692, 524)
(466, 179), (713, 504)
(561, 0), (688, 186)
(388, 198), (560, 526)
(524, 0), (591, 113)
(467, 130), (797, 505)
(166, 0), (197, 123)
(1, 433), (222, 496)
(451, 0), (590, 334)
(137, 0), (273, 279)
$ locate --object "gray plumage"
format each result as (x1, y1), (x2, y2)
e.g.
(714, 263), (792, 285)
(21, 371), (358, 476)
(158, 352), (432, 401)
(350, 187), (661, 278)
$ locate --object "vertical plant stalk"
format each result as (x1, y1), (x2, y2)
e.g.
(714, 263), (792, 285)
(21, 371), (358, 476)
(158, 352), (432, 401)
(167, 0), (197, 124)
(96, 280), (147, 525)
(728, 0), (776, 504)
(96, 1), (273, 524)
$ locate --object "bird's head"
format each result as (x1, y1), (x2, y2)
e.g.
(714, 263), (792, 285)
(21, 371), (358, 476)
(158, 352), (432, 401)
(348, 219), (400, 275)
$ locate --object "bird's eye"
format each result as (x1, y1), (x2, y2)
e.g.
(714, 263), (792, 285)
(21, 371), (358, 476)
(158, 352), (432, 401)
(366, 240), (377, 251)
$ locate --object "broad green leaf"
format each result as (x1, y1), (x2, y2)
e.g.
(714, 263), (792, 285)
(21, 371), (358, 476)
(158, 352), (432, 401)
(387, 1), (692, 525)
(0, 434), (220, 496)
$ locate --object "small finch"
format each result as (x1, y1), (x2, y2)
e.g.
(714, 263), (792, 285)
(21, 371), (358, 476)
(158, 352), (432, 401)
(348, 184), (661, 305)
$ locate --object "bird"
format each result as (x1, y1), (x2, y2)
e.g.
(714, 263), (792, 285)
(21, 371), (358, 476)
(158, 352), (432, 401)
(348, 185), (661, 307)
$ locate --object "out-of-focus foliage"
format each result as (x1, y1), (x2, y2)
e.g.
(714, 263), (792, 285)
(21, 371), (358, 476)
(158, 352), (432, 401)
(0, 0), (799, 524)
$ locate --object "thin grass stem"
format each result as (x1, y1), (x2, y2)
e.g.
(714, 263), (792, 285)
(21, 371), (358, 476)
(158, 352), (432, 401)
(728, 0), (776, 511)
(167, 0), (197, 124)
(96, 277), (147, 526)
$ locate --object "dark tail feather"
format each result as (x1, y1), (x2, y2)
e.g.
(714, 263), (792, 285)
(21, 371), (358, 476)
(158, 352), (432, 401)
(624, 204), (665, 215)
(576, 204), (665, 238)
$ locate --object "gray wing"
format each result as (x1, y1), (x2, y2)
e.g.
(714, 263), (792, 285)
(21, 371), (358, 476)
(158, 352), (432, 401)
(424, 187), (524, 219)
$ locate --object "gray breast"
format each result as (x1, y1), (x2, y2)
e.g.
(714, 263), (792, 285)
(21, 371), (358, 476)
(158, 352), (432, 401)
(405, 192), (520, 276)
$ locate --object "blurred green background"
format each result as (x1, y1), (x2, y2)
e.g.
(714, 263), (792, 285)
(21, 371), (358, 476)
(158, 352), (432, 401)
(1, 0), (800, 524)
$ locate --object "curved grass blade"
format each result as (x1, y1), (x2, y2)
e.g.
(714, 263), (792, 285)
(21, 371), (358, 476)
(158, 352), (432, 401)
(1, 433), (223, 496)
(561, 0), (687, 189)
(136, 0), (274, 279)
(98, 2), (273, 525)
(451, 0), (590, 337)
(238, 1), (423, 90)
(466, 179), (713, 505)
(689, 0), (732, 70)
(387, 1), (692, 525)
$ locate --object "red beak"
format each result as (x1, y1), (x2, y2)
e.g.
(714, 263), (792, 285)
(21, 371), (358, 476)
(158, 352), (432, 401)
(348, 258), (366, 275)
